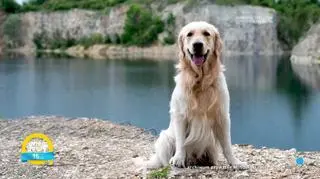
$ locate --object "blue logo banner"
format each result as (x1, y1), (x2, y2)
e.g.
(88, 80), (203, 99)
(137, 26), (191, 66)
(20, 152), (55, 162)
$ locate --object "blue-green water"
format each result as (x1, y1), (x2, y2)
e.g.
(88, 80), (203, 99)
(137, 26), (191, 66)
(0, 55), (319, 151)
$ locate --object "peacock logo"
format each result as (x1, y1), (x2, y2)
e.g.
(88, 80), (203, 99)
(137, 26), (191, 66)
(20, 133), (55, 165)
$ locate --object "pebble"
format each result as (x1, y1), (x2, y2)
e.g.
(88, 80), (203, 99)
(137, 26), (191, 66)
(1, 116), (320, 178)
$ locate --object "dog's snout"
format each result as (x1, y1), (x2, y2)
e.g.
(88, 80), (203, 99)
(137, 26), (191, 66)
(193, 42), (203, 52)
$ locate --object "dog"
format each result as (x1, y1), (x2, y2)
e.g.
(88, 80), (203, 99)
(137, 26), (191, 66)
(136, 21), (248, 170)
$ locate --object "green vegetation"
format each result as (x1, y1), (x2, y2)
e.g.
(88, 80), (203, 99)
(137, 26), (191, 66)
(21, 0), (127, 11)
(3, 14), (23, 48)
(163, 13), (176, 45)
(0, 0), (21, 13)
(33, 31), (75, 49)
(216, 0), (320, 49)
(121, 4), (164, 46)
(148, 166), (170, 179)
(33, 31), (119, 49)
(1, 0), (319, 50)
(32, 4), (165, 49)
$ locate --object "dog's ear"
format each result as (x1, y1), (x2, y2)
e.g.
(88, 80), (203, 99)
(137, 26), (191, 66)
(178, 32), (185, 59)
(213, 31), (223, 62)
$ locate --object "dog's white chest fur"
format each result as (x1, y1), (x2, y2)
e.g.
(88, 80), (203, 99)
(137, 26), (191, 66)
(168, 71), (224, 158)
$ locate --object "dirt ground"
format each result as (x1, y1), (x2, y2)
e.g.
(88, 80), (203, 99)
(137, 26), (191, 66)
(0, 116), (319, 179)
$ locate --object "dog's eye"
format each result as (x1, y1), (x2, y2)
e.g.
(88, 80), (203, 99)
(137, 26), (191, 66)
(187, 32), (193, 37)
(203, 31), (210, 36)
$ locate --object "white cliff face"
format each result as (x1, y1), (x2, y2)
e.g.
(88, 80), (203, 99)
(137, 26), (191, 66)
(162, 4), (282, 54)
(19, 7), (127, 49)
(290, 22), (320, 65)
(9, 3), (282, 54)
(290, 22), (320, 90)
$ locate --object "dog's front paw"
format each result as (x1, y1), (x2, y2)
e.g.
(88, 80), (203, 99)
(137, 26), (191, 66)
(170, 153), (186, 168)
(230, 159), (249, 170)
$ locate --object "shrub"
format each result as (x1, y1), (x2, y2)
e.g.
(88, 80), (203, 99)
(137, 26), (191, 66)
(163, 35), (175, 45)
(3, 14), (23, 48)
(20, 0), (128, 11)
(0, 0), (21, 13)
(104, 35), (112, 43)
(28, 0), (47, 5)
(78, 33), (105, 48)
(113, 34), (121, 44)
(33, 32), (46, 49)
(121, 4), (164, 46)
(33, 30), (76, 50)
(163, 13), (176, 45)
(274, 1), (320, 49)
(33, 31), (114, 50)
(20, 4), (41, 11)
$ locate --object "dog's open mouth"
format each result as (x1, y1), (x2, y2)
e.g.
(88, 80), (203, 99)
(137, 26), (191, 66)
(188, 50), (209, 66)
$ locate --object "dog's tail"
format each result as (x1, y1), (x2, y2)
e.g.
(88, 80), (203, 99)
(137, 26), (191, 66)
(133, 155), (163, 169)
(133, 130), (174, 170)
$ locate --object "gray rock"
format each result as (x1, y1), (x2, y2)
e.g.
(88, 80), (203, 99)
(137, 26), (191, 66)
(291, 21), (320, 65)
(162, 3), (282, 54)
(18, 8), (127, 50)
(5, 3), (283, 55)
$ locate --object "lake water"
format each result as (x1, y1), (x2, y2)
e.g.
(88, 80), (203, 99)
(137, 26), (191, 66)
(0, 54), (319, 151)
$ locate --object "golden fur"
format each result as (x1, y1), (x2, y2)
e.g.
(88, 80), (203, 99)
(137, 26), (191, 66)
(135, 21), (248, 170)
(176, 22), (223, 120)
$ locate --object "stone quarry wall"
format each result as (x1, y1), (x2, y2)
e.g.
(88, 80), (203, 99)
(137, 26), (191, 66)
(290, 21), (320, 64)
(162, 4), (282, 54)
(18, 7), (127, 50)
(1, 3), (284, 54)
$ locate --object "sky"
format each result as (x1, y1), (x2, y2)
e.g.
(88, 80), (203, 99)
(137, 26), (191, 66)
(15, 0), (27, 5)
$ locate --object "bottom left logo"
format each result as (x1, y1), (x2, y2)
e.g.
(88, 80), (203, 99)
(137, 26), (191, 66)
(20, 133), (55, 165)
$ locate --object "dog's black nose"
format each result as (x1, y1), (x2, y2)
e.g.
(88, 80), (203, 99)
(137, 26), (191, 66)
(193, 42), (203, 52)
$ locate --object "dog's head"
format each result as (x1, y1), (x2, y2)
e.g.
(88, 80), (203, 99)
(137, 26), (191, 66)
(178, 21), (222, 66)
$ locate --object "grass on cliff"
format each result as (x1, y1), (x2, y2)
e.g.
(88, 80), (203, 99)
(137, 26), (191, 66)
(3, 14), (23, 48)
(20, 0), (127, 11)
(31, 4), (173, 49)
(3, 0), (319, 50)
(33, 31), (121, 50)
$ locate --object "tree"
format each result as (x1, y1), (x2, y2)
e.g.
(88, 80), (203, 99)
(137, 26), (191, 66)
(0, 0), (21, 13)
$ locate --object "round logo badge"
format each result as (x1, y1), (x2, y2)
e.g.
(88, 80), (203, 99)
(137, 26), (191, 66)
(20, 133), (54, 165)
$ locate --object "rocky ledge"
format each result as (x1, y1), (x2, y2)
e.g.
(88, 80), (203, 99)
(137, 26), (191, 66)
(0, 116), (320, 179)
(65, 44), (177, 60)
(290, 21), (320, 65)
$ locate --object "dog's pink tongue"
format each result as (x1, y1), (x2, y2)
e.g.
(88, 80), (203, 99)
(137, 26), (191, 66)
(192, 56), (205, 65)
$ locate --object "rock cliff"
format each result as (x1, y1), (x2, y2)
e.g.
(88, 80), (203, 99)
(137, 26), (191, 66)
(19, 7), (127, 50)
(291, 21), (320, 65)
(1, 2), (283, 54)
(162, 4), (282, 54)
(0, 11), (7, 53)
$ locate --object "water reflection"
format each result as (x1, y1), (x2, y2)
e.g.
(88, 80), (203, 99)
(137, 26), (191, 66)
(0, 55), (319, 150)
(223, 54), (278, 91)
(291, 62), (320, 91)
(276, 57), (311, 121)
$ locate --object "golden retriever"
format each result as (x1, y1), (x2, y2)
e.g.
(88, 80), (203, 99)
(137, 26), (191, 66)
(136, 21), (248, 170)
